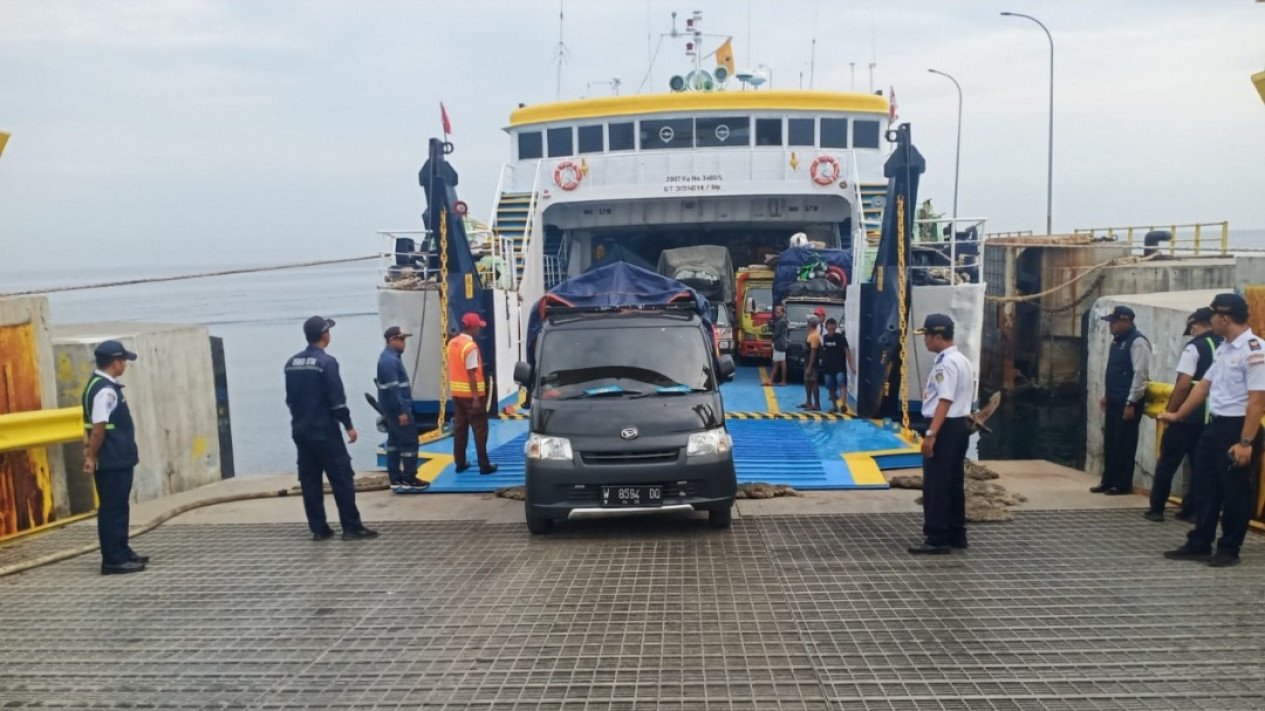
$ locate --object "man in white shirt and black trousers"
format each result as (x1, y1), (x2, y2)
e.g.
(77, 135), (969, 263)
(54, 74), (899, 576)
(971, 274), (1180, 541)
(1159, 293), (1265, 567)
(908, 314), (976, 555)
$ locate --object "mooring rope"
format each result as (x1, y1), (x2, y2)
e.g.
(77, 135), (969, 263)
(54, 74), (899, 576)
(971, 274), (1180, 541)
(0, 254), (379, 298)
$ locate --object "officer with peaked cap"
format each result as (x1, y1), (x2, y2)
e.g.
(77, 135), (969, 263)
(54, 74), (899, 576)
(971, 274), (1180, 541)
(82, 340), (147, 575)
(1160, 293), (1265, 567)
(908, 314), (976, 555)
(284, 316), (378, 541)
(378, 325), (429, 493)
(1146, 307), (1220, 522)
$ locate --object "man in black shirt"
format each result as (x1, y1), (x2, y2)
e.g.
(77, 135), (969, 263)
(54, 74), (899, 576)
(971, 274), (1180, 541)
(820, 318), (855, 414)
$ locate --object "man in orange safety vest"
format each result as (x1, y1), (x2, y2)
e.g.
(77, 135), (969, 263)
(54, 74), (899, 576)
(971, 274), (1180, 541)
(448, 312), (498, 474)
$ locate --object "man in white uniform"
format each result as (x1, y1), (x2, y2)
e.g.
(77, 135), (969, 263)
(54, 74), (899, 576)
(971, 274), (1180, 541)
(1159, 293), (1265, 567)
(908, 314), (976, 555)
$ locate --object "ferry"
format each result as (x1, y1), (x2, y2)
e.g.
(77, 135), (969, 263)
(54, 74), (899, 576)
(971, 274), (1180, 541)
(376, 16), (987, 493)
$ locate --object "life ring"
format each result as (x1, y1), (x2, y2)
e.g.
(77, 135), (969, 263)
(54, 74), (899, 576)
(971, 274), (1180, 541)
(810, 155), (841, 186)
(554, 161), (582, 190)
(453, 200), (469, 216)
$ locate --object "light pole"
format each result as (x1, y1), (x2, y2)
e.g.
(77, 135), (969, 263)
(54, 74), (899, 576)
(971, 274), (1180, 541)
(927, 69), (962, 221)
(1002, 11), (1054, 235)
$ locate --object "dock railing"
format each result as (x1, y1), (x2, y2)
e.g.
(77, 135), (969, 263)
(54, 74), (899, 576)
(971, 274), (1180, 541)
(0, 407), (93, 541)
(1073, 222), (1230, 257)
(984, 230), (1034, 240)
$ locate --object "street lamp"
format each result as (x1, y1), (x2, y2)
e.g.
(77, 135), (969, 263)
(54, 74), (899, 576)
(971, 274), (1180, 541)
(927, 69), (963, 221)
(1001, 11), (1054, 235)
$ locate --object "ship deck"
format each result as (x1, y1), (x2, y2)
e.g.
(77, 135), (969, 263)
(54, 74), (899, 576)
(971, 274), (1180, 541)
(409, 365), (919, 494)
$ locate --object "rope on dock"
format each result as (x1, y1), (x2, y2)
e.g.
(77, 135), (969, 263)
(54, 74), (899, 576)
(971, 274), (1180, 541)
(0, 254), (380, 297)
(983, 252), (1161, 305)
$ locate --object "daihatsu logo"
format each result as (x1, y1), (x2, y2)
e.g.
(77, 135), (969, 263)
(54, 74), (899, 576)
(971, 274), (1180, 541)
(620, 427), (639, 440)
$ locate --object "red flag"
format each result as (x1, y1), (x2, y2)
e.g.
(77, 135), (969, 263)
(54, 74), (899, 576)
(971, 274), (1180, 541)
(888, 87), (898, 123)
(440, 102), (452, 136)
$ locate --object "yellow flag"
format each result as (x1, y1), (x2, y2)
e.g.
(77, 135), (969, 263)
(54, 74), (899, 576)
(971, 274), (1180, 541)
(0, 132), (9, 161)
(715, 39), (735, 76)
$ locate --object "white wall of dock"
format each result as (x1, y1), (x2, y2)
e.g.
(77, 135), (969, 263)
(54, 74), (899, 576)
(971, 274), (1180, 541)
(0, 295), (70, 520)
(1085, 290), (1223, 494)
(52, 323), (221, 508)
(907, 285), (987, 409)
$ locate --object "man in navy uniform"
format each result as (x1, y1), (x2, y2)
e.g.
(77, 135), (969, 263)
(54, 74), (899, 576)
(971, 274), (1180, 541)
(82, 340), (147, 575)
(1094, 305), (1151, 495)
(377, 325), (429, 493)
(285, 316), (378, 541)
(1160, 293), (1265, 567)
(1146, 307), (1220, 522)
(908, 314), (976, 555)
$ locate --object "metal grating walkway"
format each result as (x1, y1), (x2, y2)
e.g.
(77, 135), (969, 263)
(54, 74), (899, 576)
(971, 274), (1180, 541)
(2, 510), (1264, 709)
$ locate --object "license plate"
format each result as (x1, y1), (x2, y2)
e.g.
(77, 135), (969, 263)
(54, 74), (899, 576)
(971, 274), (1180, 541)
(601, 485), (663, 507)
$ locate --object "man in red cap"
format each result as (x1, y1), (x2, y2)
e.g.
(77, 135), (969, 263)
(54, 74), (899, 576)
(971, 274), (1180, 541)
(448, 312), (498, 474)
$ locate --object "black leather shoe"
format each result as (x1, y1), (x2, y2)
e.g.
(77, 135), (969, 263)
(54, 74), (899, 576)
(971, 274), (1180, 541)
(1174, 511), (1197, 523)
(1209, 551), (1241, 568)
(908, 542), (951, 555)
(1090, 485), (1110, 493)
(455, 463), (471, 473)
(947, 540), (969, 550)
(1163, 545), (1211, 562)
(1143, 511), (1164, 522)
(129, 553), (150, 565)
(404, 477), (430, 489)
(1103, 488), (1131, 496)
(342, 527), (380, 541)
(101, 560), (146, 575)
(479, 463), (499, 475)
(313, 529), (335, 541)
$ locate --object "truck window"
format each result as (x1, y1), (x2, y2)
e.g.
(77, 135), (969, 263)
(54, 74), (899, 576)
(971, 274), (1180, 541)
(537, 325), (716, 397)
(746, 287), (772, 312)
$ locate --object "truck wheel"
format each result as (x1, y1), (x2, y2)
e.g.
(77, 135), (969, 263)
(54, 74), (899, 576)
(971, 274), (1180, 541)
(708, 507), (732, 529)
(526, 509), (554, 535)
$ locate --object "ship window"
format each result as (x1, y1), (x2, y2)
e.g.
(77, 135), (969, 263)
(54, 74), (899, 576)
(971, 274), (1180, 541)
(640, 118), (693, 150)
(577, 125), (604, 154)
(821, 118), (848, 148)
(854, 119), (881, 149)
(608, 122), (635, 151)
(695, 116), (749, 147)
(755, 118), (782, 146)
(547, 127), (573, 157)
(518, 131), (543, 160)
(787, 118), (815, 146)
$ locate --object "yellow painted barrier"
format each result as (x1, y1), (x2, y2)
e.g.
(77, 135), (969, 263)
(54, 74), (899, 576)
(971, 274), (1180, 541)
(0, 407), (82, 453)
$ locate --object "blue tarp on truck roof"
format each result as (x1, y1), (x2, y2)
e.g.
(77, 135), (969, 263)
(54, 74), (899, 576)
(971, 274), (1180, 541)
(772, 247), (853, 306)
(526, 262), (715, 366)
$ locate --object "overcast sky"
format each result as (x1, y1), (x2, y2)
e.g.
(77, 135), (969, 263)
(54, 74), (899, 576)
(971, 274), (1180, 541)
(2, 0), (1263, 272)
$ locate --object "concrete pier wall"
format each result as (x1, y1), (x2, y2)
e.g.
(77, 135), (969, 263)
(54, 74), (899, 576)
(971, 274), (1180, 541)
(0, 296), (70, 529)
(53, 323), (223, 511)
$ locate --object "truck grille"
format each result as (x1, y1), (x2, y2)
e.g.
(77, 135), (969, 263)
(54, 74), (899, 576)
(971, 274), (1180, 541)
(579, 449), (679, 465)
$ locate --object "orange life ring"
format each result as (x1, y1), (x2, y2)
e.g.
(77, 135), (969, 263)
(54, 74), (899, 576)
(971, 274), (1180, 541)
(810, 155), (841, 186)
(554, 161), (582, 190)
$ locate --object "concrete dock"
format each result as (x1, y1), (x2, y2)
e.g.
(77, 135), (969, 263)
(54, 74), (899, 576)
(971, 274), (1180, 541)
(3, 462), (1263, 709)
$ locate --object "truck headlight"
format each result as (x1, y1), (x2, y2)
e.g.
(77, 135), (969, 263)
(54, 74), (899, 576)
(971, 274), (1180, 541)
(525, 434), (573, 461)
(687, 428), (732, 456)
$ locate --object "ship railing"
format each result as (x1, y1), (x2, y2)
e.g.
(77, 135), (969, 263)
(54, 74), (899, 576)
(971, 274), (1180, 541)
(911, 217), (989, 284)
(521, 147), (869, 192)
(377, 230), (433, 287)
(985, 229), (1034, 239)
(1073, 221), (1230, 257)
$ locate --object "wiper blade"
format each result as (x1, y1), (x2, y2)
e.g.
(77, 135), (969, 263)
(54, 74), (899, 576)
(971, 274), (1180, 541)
(630, 385), (707, 398)
(558, 385), (644, 400)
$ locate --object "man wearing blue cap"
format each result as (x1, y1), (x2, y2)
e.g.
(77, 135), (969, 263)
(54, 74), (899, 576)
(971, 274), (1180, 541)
(82, 340), (146, 575)
(1094, 305), (1151, 495)
(1160, 293), (1265, 567)
(908, 314), (976, 555)
(284, 316), (378, 541)
(1145, 307), (1219, 522)
(377, 326), (429, 493)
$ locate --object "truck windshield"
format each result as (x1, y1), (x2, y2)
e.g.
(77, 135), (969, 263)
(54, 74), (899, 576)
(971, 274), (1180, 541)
(746, 287), (772, 313)
(786, 303), (844, 325)
(537, 325), (716, 398)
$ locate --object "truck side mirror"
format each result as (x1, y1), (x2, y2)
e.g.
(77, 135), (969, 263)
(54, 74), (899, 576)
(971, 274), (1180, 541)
(513, 361), (533, 386)
(718, 355), (735, 381)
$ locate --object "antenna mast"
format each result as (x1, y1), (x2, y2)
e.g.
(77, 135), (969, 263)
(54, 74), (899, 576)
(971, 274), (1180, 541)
(554, 0), (568, 100)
